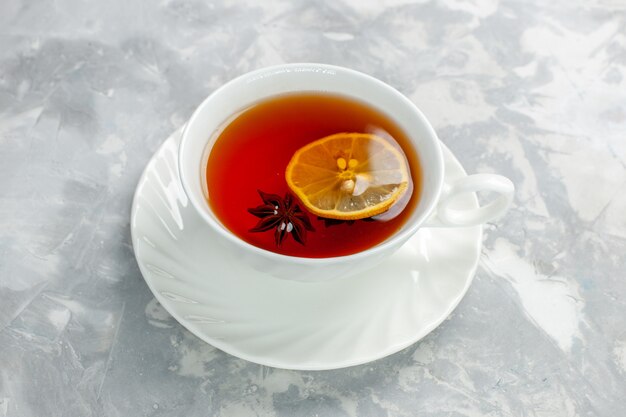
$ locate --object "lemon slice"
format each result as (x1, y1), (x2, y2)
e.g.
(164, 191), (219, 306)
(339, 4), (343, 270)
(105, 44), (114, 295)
(285, 133), (410, 220)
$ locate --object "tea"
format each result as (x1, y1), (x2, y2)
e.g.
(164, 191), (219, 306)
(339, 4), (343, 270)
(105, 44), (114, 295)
(205, 93), (422, 258)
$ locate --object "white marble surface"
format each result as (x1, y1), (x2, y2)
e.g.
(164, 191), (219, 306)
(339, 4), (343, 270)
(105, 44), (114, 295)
(1, 0), (625, 416)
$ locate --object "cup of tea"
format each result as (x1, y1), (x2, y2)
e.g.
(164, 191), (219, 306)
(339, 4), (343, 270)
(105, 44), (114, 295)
(179, 63), (514, 282)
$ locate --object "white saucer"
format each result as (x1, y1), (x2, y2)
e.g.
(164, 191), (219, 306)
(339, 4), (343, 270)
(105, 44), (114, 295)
(131, 128), (482, 370)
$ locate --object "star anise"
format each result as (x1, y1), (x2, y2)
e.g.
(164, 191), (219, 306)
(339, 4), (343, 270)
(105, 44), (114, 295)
(248, 190), (315, 247)
(317, 216), (375, 227)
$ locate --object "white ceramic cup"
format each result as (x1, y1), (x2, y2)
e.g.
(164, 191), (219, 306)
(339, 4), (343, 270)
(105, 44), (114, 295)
(179, 63), (514, 282)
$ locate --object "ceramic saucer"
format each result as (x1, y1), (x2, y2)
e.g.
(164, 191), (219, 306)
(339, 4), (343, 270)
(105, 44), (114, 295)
(131, 128), (482, 370)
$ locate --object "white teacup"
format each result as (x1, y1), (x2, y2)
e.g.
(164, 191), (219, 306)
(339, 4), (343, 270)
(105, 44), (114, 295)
(179, 63), (514, 282)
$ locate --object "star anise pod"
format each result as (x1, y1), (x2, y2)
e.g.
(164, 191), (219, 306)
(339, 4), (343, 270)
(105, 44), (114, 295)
(317, 216), (375, 227)
(248, 190), (315, 247)
(317, 217), (355, 227)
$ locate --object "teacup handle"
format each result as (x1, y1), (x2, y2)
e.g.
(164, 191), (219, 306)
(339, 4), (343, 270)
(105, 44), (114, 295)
(427, 174), (514, 227)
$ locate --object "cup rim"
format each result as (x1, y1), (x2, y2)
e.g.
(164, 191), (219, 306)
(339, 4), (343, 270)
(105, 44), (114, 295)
(179, 63), (444, 265)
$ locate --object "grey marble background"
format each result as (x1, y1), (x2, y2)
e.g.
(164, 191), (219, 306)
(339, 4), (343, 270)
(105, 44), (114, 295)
(1, 0), (625, 416)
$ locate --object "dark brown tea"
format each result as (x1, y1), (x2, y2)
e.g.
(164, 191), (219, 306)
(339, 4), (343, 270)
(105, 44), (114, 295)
(206, 93), (422, 258)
